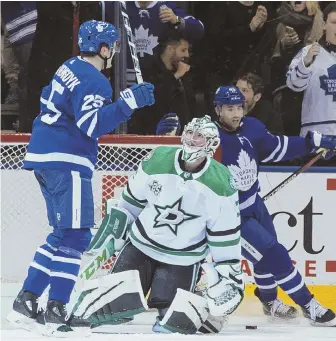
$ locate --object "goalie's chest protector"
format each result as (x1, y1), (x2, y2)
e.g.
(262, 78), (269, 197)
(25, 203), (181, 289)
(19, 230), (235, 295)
(128, 147), (231, 266)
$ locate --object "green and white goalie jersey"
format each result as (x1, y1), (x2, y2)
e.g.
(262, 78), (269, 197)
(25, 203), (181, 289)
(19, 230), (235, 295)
(119, 146), (241, 266)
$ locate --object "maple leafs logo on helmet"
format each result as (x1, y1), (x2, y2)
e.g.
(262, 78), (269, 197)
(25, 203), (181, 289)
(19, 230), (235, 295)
(78, 20), (119, 54)
(214, 85), (245, 106)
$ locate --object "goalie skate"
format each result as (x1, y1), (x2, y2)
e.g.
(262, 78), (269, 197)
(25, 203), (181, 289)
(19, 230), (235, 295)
(302, 298), (336, 327)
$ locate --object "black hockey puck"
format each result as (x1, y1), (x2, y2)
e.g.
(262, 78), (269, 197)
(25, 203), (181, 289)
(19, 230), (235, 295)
(245, 325), (257, 330)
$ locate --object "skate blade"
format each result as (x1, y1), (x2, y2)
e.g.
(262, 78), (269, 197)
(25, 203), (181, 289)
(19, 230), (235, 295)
(36, 322), (91, 338)
(309, 317), (336, 327)
(6, 310), (36, 332)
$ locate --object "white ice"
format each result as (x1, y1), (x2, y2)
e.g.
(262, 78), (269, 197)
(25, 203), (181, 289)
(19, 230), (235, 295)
(2, 312), (335, 341)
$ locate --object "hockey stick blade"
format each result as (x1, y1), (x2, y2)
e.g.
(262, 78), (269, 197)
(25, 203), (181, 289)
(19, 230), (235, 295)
(262, 151), (324, 202)
(120, 1), (143, 84)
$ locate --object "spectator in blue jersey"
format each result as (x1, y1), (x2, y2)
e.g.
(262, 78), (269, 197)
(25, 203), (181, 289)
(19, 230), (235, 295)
(1, 2), (37, 128)
(235, 72), (283, 134)
(128, 29), (197, 135)
(211, 85), (336, 327)
(7, 20), (154, 336)
(127, 1), (204, 65)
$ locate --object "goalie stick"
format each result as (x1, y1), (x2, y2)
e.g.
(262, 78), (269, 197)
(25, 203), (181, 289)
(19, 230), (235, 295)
(120, 1), (143, 84)
(262, 150), (324, 201)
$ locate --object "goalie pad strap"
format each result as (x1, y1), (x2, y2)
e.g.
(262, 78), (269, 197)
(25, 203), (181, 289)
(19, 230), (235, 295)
(159, 289), (209, 334)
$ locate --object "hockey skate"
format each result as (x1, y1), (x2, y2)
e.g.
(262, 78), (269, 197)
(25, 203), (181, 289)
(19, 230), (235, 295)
(255, 289), (298, 322)
(6, 289), (39, 332)
(301, 298), (336, 327)
(36, 299), (91, 337)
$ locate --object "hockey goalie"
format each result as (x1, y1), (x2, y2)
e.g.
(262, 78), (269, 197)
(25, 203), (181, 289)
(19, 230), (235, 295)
(72, 115), (244, 334)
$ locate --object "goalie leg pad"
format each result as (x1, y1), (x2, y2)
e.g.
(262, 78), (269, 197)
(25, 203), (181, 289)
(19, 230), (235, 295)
(71, 269), (148, 325)
(154, 289), (209, 334)
(87, 201), (133, 253)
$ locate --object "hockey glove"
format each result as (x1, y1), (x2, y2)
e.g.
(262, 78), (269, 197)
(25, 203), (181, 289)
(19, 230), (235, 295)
(119, 82), (155, 115)
(307, 131), (336, 159)
(156, 113), (180, 135)
(201, 262), (244, 317)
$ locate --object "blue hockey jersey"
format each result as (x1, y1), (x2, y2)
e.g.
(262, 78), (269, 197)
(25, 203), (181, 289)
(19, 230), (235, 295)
(127, 1), (204, 58)
(24, 56), (134, 177)
(217, 117), (313, 216)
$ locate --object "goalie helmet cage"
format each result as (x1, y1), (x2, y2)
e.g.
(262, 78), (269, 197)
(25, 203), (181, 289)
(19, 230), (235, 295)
(0, 133), (181, 284)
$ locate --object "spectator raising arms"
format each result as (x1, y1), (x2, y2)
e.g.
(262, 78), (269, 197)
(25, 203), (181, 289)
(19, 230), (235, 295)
(271, 1), (324, 136)
(286, 3), (336, 137)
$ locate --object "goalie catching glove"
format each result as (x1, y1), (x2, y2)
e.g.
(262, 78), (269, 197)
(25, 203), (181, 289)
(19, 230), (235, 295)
(201, 262), (244, 317)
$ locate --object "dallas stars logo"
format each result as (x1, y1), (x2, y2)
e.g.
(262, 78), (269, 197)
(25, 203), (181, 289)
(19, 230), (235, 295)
(153, 197), (200, 235)
(320, 65), (336, 102)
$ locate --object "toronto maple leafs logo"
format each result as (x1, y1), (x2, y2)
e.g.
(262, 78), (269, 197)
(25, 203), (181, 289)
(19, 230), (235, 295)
(227, 150), (257, 191)
(320, 65), (336, 102)
(96, 22), (108, 32)
(149, 180), (162, 196)
(135, 25), (159, 57)
(153, 197), (200, 235)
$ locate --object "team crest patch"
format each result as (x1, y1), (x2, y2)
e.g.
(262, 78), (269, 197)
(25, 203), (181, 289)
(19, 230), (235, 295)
(149, 180), (162, 196)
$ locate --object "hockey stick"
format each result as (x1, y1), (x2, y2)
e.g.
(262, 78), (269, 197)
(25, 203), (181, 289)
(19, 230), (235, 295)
(120, 1), (143, 84)
(262, 150), (324, 201)
(74, 5), (144, 285)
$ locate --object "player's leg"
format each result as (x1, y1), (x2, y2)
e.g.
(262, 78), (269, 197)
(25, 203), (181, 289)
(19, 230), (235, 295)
(242, 197), (336, 326)
(247, 196), (298, 320)
(35, 170), (93, 336)
(7, 170), (62, 330)
(149, 262), (208, 334)
(80, 242), (156, 327)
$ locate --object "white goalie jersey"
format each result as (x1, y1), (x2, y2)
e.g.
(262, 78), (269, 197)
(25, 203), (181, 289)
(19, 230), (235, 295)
(118, 146), (241, 266)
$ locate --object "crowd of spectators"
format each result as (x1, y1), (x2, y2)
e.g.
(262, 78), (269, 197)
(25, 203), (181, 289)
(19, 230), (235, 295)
(1, 1), (335, 164)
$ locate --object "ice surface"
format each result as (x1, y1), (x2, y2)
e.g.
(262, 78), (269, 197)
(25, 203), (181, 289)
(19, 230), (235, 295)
(1, 313), (335, 341)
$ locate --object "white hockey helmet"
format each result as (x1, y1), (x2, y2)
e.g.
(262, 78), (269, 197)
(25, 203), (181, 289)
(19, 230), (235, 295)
(181, 115), (220, 163)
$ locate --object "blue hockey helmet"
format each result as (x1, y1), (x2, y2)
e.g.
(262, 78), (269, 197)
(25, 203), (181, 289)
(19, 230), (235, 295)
(213, 86), (245, 106)
(78, 20), (119, 53)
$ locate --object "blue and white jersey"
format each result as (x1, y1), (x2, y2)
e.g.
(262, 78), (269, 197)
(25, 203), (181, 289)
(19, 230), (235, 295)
(24, 56), (133, 177)
(127, 1), (204, 58)
(217, 117), (313, 216)
(286, 45), (336, 136)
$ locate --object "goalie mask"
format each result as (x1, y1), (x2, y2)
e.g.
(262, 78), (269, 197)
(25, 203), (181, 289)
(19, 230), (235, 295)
(181, 115), (220, 163)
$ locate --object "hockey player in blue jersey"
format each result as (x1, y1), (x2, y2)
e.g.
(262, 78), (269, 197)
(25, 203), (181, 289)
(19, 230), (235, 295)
(213, 85), (336, 327)
(7, 20), (155, 336)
